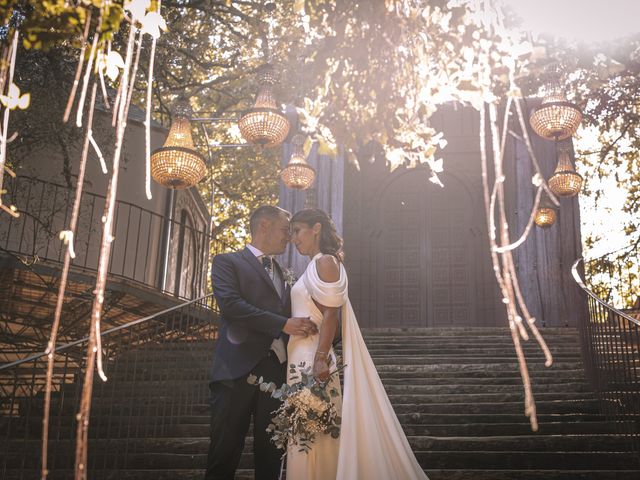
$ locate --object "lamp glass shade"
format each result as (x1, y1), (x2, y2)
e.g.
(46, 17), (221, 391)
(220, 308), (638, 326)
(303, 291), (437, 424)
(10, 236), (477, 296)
(238, 66), (290, 147)
(534, 207), (557, 228)
(151, 115), (206, 189)
(549, 148), (583, 197)
(529, 89), (582, 140)
(281, 134), (316, 189)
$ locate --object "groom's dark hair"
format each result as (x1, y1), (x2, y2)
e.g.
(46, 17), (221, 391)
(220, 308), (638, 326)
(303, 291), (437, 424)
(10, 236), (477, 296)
(249, 205), (291, 234)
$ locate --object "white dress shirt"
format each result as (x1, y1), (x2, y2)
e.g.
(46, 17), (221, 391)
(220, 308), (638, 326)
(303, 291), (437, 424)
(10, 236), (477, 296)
(247, 244), (286, 363)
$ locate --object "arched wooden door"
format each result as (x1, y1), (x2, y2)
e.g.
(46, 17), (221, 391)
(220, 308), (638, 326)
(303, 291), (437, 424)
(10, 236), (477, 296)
(375, 170), (479, 327)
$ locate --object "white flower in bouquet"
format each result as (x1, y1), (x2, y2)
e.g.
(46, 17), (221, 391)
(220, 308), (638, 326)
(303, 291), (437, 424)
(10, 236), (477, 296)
(248, 359), (344, 453)
(290, 387), (330, 414)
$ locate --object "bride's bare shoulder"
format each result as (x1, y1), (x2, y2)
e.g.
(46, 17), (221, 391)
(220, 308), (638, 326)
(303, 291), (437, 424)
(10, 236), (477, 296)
(316, 254), (340, 283)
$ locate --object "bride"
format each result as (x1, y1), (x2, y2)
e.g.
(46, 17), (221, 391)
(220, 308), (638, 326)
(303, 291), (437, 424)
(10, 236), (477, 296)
(286, 208), (428, 480)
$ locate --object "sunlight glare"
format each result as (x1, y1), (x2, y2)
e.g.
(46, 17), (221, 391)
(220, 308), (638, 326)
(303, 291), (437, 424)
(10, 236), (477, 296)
(507, 0), (640, 43)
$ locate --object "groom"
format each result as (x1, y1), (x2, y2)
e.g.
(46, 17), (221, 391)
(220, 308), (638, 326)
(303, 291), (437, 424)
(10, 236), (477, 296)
(205, 205), (318, 480)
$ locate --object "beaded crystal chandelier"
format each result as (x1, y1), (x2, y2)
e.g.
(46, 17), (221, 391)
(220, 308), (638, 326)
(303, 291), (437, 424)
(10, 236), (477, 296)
(549, 144), (583, 197)
(238, 64), (290, 148)
(534, 194), (558, 229)
(529, 84), (582, 141)
(151, 101), (206, 189)
(281, 134), (316, 190)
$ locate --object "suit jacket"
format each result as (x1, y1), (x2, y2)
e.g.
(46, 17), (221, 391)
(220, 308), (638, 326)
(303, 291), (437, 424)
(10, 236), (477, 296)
(210, 247), (291, 382)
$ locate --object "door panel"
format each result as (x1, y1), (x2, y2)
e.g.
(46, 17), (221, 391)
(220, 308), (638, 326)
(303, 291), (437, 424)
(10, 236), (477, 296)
(376, 171), (477, 327)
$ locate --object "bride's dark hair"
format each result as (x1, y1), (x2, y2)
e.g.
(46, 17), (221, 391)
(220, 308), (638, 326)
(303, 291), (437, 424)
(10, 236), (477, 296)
(291, 208), (343, 259)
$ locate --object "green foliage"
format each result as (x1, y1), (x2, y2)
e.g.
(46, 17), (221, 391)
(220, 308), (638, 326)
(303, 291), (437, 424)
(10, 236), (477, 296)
(4, 0), (640, 289)
(7, 47), (85, 185)
(248, 359), (343, 452)
(199, 146), (281, 250)
(127, 1), (304, 251)
(584, 250), (639, 309)
(0, 1), (124, 49)
(518, 34), (640, 303)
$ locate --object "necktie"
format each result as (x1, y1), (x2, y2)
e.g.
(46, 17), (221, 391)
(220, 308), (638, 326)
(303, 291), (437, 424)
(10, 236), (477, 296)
(261, 255), (272, 273)
(260, 256), (282, 298)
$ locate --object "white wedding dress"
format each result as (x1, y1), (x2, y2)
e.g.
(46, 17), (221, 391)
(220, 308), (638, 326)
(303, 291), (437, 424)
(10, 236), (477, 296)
(286, 253), (428, 480)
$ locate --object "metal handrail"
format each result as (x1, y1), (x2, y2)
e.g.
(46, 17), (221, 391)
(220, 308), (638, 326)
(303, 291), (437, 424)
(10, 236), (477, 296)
(1, 285), (218, 477)
(0, 292), (216, 372)
(572, 258), (640, 327)
(571, 257), (640, 456)
(0, 174), (214, 298)
(5, 175), (175, 222)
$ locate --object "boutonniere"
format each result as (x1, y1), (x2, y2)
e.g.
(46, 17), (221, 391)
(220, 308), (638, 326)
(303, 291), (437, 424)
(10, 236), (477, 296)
(282, 267), (298, 287)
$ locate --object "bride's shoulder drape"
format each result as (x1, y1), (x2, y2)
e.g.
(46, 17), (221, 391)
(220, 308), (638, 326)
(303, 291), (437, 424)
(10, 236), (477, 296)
(303, 254), (348, 308)
(304, 254), (428, 479)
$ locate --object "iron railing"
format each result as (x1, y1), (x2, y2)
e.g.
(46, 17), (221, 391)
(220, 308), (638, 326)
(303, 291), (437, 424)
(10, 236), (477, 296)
(572, 258), (640, 456)
(0, 293), (217, 479)
(0, 175), (212, 299)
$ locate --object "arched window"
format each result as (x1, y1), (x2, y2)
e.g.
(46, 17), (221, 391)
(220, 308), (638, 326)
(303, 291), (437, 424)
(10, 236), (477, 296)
(174, 209), (199, 299)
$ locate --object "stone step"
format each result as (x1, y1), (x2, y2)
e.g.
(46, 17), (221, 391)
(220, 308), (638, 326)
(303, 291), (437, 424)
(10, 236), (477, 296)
(10, 450), (633, 470)
(99, 366), (588, 383)
(6, 434), (633, 457)
(359, 327), (578, 335)
(114, 341), (580, 356)
(362, 336), (580, 342)
(5, 412), (612, 439)
(399, 412), (607, 424)
(81, 380), (593, 396)
(25, 418), (620, 440)
(6, 326), (630, 480)
(109, 351), (582, 366)
(361, 350), (581, 357)
(371, 358), (586, 366)
(127, 329), (578, 344)
(361, 337), (580, 344)
(401, 421), (623, 436)
(374, 363), (584, 372)
(28, 393), (599, 418)
(380, 374), (587, 384)
(384, 382), (592, 394)
(375, 371), (587, 381)
(6, 450), (639, 471)
(117, 342), (581, 352)
(388, 392), (597, 403)
(411, 451), (640, 470)
(62, 389), (596, 407)
(7, 469), (640, 480)
(393, 399), (600, 415)
(108, 338), (579, 351)
(424, 470), (640, 480)
(86, 365), (585, 384)
(103, 357), (585, 373)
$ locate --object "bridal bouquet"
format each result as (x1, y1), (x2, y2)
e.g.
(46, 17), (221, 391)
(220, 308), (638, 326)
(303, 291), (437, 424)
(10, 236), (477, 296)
(248, 360), (343, 453)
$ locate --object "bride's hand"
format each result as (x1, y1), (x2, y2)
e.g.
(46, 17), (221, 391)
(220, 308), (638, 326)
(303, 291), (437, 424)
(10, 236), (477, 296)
(313, 355), (330, 383)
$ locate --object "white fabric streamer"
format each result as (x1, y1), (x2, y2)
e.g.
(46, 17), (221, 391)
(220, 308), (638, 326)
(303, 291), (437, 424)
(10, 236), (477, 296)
(89, 133), (107, 173)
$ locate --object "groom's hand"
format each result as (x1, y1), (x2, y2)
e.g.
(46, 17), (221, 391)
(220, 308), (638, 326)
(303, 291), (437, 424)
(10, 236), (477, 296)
(283, 317), (318, 337)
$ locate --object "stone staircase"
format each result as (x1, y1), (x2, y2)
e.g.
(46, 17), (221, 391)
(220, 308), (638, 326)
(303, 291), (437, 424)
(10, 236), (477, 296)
(4, 327), (640, 479)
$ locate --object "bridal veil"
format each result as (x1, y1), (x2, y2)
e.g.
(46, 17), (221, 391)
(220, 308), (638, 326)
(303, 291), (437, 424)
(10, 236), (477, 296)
(304, 258), (428, 480)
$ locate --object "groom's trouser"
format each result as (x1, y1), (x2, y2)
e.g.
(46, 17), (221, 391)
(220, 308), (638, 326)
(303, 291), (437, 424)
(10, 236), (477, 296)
(204, 351), (285, 480)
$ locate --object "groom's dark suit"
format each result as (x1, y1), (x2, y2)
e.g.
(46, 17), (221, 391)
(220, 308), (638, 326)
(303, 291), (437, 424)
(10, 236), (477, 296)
(205, 247), (291, 480)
